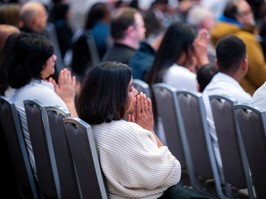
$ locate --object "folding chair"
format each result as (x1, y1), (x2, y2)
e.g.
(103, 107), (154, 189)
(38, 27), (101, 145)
(44, 106), (80, 198)
(234, 104), (266, 199)
(24, 99), (61, 199)
(0, 96), (39, 199)
(152, 83), (196, 188)
(176, 90), (226, 199)
(63, 117), (108, 199)
(209, 95), (254, 198)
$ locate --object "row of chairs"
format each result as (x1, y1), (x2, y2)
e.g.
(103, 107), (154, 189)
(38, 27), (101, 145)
(2, 79), (266, 199)
(0, 96), (108, 199)
(133, 79), (266, 199)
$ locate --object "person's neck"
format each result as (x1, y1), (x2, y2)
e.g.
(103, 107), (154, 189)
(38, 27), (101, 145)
(115, 38), (139, 50)
(224, 70), (243, 83)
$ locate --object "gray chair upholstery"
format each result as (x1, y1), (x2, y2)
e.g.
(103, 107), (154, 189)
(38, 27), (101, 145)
(176, 90), (226, 199)
(63, 117), (108, 199)
(85, 30), (100, 67)
(234, 104), (266, 199)
(24, 100), (61, 199)
(44, 106), (80, 199)
(0, 96), (39, 199)
(209, 95), (254, 198)
(152, 83), (196, 187)
(133, 79), (151, 98)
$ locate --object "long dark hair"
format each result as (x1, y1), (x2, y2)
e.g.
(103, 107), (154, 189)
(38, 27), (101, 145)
(144, 21), (196, 127)
(145, 21), (196, 85)
(75, 61), (132, 124)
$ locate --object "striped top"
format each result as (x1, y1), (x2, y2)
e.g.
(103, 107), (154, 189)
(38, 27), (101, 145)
(92, 120), (181, 199)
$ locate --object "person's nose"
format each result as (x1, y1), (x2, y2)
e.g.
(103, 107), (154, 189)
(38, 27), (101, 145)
(53, 54), (57, 61)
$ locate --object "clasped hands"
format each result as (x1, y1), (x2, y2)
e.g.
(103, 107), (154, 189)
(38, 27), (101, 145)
(48, 68), (78, 103)
(128, 92), (154, 132)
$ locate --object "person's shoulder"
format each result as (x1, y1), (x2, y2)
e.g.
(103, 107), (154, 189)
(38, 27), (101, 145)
(235, 30), (257, 42)
(15, 80), (56, 100)
(116, 120), (142, 129)
(94, 120), (147, 140)
(168, 64), (195, 77)
(114, 120), (149, 135)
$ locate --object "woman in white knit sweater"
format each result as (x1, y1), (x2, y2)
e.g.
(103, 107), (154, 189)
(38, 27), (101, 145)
(75, 61), (216, 199)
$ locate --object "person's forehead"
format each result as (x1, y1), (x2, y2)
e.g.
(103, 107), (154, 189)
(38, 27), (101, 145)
(237, 0), (250, 11)
(134, 13), (144, 24)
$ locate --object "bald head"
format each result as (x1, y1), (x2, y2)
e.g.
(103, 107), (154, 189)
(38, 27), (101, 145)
(0, 24), (20, 48)
(20, 1), (48, 33)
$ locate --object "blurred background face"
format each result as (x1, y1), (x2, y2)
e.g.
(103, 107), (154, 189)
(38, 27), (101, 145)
(41, 54), (57, 79)
(201, 12), (215, 31)
(125, 77), (138, 115)
(133, 12), (146, 42)
(236, 0), (255, 27)
(35, 5), (48, 33)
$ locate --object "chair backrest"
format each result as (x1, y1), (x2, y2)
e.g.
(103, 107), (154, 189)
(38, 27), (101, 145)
(44, 106), (80, 199)
(234, 104), (266, 199)
(209, 95), (254, 198)
(44, 23), (64, 73)
(0, 96), (39, 199)
(133, 79), (151, 98)
(63, 117), (108, 199)
(69, 30), (100, 81)
(85, 30), (100, 67)
(176, 91), (226, 199)
(152, 83), (196, 187)
(24, 99), (61, 199)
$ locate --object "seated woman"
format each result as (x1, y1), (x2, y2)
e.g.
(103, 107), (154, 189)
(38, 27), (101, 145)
(145, 21), (210, 92)
(0, 32), (78, 178)
(75, 61), (216, 199)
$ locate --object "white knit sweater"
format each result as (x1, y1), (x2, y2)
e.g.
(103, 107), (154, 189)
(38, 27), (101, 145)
(92, 120), (181, 199)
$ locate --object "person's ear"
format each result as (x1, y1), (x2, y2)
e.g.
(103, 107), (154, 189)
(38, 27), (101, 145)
(197, 83), (201, 92)
(242, 57), (248, 73)
(214, 59), (218, 69)
(127, 25), (136, 37)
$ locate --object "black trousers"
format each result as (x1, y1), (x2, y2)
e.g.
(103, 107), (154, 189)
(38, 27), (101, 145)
(158, 184), (218, 199)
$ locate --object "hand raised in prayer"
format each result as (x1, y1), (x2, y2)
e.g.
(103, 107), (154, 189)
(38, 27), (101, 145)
(49, 68), (77, 103)
(49, 68), (78, 117)
(134, 92), (154, 131)
(193, 28), (210, 67)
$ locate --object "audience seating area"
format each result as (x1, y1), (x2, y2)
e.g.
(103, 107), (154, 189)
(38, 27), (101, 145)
(136, 83), (264, 199)
(1, 81), (266, 198)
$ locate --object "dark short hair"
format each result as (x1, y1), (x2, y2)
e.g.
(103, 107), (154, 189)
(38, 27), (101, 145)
(197, 64), (218, 92)
(0, 32), (54, 89)
(151, 0), (168, 6)
(84, 2), (110, 29)
(223, 1), (238, 20)
(110, 7), (138, 40)
(216, 35), (246, 73)
(75, 61), (132, 124)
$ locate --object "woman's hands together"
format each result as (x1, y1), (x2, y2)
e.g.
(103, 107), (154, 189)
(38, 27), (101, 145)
(49, 68), (78, 117)
(128, 92), (154, 131)
(49, 68), (77, 102)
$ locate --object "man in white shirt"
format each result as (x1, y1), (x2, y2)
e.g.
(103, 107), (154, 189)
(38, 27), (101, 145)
(202, 35), (252, 177)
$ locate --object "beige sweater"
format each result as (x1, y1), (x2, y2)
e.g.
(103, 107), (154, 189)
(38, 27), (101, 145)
(92, 120), (181, 199)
